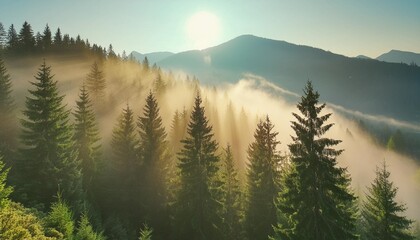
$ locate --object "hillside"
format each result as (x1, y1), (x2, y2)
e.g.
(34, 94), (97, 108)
(377, 49), (420, 66)
(158, 35), (420, 123)
(130, 51), (174, 64)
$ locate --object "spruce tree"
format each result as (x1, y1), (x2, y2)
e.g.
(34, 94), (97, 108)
(361, 162), (414, 240)
(137, 91), (169, 235)
(174, 94), (222, 240)
(273, 81), (357, 240)
(18, 21), (35, 52)
(42, 24), (52, 50)
(245, 116), (281, 240)
(0, 23), (6, 49)
(16, 61), (82, 210)
(73, 85), (101, 194)
(0, 57), (16, 155)
(7, 24), (18, 50)
(221, 144), (243, 240)
(0, 155), (12, 209)
(54, 28), (62, 46)
(86, 62), (106, 105)
(110, 104), (140, 221)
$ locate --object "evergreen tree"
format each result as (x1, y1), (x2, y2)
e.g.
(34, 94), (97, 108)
(137, 91), (169, 235)
(18, 21), (35, 51)
(44, 195), (75, 240)
(0, 22), (6, 49)
(153, 73), (166, 96)
(174, 94), (222, 240)
(86, 62), (106, 105)
(273, 81), (357, 240)
(73, 85), (101, 194)
(107, 44), (117, 59)
(75, 214), (105, 240)
(361, 162), (414, 240)
(0, 57), (16, 155)
(7, 24), (18, 50)
(245, 116), (281, 240)
(142, 57), (150, 72)
(42, 24), (52, 50)
(54, 28), (62, 46)
(0, 155), (12, 209)
(220, 144), (243, 240)
(110, 104), (140, 221)
(16, 61), (82, 210)
(139, 224), (153, 240)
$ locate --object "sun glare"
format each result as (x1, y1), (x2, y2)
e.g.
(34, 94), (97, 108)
(186, 11), (221, 50)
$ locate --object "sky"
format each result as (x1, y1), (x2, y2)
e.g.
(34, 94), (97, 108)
(1, 0), (420, 58)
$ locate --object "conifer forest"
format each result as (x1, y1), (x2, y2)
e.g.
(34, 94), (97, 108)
(0, 20), (419, 240)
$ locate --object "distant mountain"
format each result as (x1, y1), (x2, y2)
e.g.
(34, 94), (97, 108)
(158, 35), (420, 123)
(130, 51), (174, 64)
(355, 55), (371, 59)
(377, 50), (420, 66)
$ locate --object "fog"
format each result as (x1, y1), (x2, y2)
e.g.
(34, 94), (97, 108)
(5, 56), (420, 221)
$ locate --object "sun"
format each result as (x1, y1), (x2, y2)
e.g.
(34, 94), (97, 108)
(186, 11), (221, 50)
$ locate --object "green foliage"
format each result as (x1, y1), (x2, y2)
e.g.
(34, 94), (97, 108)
(137, 91), (170, 235)
(273, 81), (357, 240)
(174, 94), (222, 240)
(18, 21), (36, 52)
(75, 214), (106, 240)
(16, 61), (82, 210)
(86, 62), (106, 105)
(74, 85), (101, 194)
(245, 116), (281, 240)
(220, 144), (243, 240)
(0, 56), (16, 155)
(7, 24), (18, 50)
(0, 155), (12, 209)
(0, 202), (53, 240)
(138, 224), (153, 240)
(361, 162), (414, 240)
(44, 195), (75, 240)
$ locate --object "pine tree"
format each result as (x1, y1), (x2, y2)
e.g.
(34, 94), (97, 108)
(137, 91), (169, 235)
(75, 214), (105, 240)
(18, 21), (35, 52)
(110, 104), (140, 221)
(73, 85), (101, 194)
(221, 144), (243, 240)
(142, 57), (150, 72)
(273, 81), (357, 240)
(44, 195), (75, 240)
(0, 57), (16, 155)
(361, 162), (414, 240)
(16, 61), (82, 210)
(0, 23), (6, 49)
(7, 24), (18, 50)
(86, 62), (106, 105)
(245, 116), (281, 240)
(139, 224), (153, 240)
(54, 28), (62, 46)
(174, 94), (222, 240)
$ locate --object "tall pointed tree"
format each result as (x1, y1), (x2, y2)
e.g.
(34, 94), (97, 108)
(42, 24), (52, 50)
(0, 57), (16, 155)
(0, 23), (6, 49)
(0, 155), (13, 209)
(86, 62), (106, 106)
(54, 28), (62, 46)
(174, 94), (222, 240)
(245, 116), (281, 240)
(273, 81), (357, 240)
(7, 24), (18, 50)
(18, 21), (35, 52)
(221, 144), (243, 240)
(361, 162), (414, 240)
(16, 61), (82, 210)
(137, 91), (169, 235)
(73, 85), (101, 194)
(109, 104), (140, 221)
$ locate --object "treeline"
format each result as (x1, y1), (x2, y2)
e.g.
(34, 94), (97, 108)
(0, 22), (417, 240)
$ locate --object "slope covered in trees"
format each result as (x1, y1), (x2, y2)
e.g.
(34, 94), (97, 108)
(0, 20), (418, 240)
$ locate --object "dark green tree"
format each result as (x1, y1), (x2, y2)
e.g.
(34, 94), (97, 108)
(139, 224), (153, 240)
(7, 24), (18, 50)
(361, 162), (414, 240)
(75, 214), (105, 240)
(0, 57), (16, 155)
(174, 94), (222, 240)
(110, 104), (140, 222)
(18, 21), (35, 51)
(44, 195), (75, 240)
(54, 28), (62, 46)
(273, 81), (357, 240)
(221, 144), (243, 240)
(16, 61), (82, 210)
(86, 62), (106, 105)
(73, 85), (101, 194)
(245, 116), (281, 240)
(42, 24), (52, 50)
(137, 91), (170, 236)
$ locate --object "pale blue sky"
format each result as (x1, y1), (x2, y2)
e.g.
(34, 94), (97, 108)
(1, 0), (419, 57)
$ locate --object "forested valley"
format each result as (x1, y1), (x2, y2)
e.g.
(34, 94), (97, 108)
(0, 21), (418, 240)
